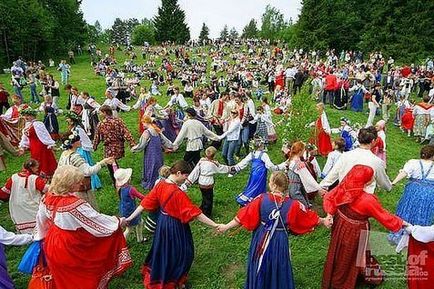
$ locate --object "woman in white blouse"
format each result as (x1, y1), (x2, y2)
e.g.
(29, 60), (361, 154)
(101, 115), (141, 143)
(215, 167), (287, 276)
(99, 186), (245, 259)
(34, 165), (132, 289)
(102, 88), (131, 118)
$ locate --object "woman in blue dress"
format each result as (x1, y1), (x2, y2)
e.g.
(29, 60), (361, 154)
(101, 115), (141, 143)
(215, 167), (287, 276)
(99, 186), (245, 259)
(65, 111), (102, 190)
(131, 116), (173, 190)
(389, 145), (434, 244)
(125, 160), (218, 289)
(349, 80), (368, 112)
(217, 172), (330, 289)
(234, 137), (284, 206)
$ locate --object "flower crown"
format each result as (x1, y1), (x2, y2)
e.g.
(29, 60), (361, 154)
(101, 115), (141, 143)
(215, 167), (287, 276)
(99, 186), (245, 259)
(64, 111), (81, 123)
(60, 130), (80, 150)
(19, 106), (38, 116)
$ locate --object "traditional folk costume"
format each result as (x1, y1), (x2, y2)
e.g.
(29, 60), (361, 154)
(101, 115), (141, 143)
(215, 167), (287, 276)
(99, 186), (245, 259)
(131, 127), (172, 190)
(0, 104), (24, 147)
(286, 158), (322, 208)
(349, 85), (367, 112)
(235, 151), (284, 206)
(82, 97), (100, 140)
(93, 116), (136, 185)
(401, 108), (415, 132)
(119, 185), (145, 226)
(413, 102), (432, 138)
(185, 158), (231, 217)
(0, 226), (32, 289)
(102, 97), (131, 118)
(236, 193), (320, 289)
(139, 180), (202, 289)
(172, 118), (219, 169)
(322, 165), (403, 289)
(0, 169), (46, 233)
(19, 120), (57, 178)
(402, 225), (434, 289)
(314, 111), (333, 156)
(34, 193), (132, 289)
(159, 110), (180, 142)
(70, 125), (102, 191)
(58, 150), (105, 209)
(40, 102), (59, 140)
(207, 98), (226, 149)
(389, 160), (434, 245)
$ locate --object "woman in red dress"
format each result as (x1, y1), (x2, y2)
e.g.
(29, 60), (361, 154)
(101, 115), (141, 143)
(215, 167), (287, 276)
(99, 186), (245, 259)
(322, 165), (407, 289)
(126, 160), (218, 289)
(34, 165), (132, 289)
(18, 107), (57, 178)
(312, 103), (333, 157)
(404, 224), (434, 289)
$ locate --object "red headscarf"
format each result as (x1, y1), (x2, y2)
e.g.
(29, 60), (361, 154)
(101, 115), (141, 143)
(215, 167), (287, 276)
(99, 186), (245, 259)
(327, 165), (374, 207)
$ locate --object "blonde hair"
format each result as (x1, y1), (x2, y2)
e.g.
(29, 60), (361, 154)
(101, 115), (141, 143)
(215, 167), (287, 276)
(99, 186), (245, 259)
(159, 165), (171, 178)
(142, 115), (162, 134)
(270, 171), (289, 192)
(205, 146), (217, 158)
(49, 165), (84, 195)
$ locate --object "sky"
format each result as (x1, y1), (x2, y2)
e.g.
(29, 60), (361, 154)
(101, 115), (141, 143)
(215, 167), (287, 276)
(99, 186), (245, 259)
(81, 0), (302, 39)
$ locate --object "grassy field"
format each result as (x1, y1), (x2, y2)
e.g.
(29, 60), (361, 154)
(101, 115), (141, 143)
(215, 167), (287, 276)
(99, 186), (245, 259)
(0, 47), (421, 289)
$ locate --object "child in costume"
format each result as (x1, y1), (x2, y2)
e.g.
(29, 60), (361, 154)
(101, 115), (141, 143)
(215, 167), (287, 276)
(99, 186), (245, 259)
(114, 168), (145, 242)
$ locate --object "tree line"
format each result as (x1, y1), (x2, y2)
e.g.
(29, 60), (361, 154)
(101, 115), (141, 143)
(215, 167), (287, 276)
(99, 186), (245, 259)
(1, 0), (432, 68)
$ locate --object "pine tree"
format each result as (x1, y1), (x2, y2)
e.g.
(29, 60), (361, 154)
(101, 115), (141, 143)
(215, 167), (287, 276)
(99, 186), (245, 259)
(260, 5), (285, 41)
(220, 25), (229, 40)
(229, 27), (239, 39)
(153, 0), (190, 44)
(198, 23), (210, 44)
(241, 19), (259, 39)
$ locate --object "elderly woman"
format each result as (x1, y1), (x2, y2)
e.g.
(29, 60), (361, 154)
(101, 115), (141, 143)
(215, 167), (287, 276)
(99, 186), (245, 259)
(58, 131), (114, 209)
(0, 159), (48, 233)
(34, 165), (132, 289)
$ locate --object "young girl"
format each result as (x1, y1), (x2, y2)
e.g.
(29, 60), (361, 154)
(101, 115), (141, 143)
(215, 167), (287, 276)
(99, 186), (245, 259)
(372, 120), (387, 163)
(183, 146), (232, 217)
(114, 168), (145, 242)
(254, 106), (272, 145)
(217, 171), (331, 289)
(39, 95), (59, 140)
(332, 117), (357, 151)
(234, 137), (285, 206)
(125, 160), (218, 289)
(401, 101), (415, 137)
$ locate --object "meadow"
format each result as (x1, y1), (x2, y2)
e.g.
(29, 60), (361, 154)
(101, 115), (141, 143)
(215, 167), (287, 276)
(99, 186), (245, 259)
(0, 47), (421, 289)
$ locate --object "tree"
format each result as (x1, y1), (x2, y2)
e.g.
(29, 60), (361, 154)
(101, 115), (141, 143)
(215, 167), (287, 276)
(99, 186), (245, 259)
(132, 20), (156, 45)
(198, 23), (210, 44)
(153, 0), (190, 43)
(229, 27), (239, 39)
(0, 0), (87, 67)
(220, 25), (229, 40)
(87, 20), (102, 43)
(241, 19), (259, 39)
(260, 5), (285, 41)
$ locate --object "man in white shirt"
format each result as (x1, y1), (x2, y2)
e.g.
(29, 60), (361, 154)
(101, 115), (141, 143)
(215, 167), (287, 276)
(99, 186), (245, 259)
(173, 108), (220, 169)
(320, 126), (392, 193)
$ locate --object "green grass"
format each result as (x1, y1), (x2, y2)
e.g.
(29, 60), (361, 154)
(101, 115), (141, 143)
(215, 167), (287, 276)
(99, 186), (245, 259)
(0, 47), (421, 289)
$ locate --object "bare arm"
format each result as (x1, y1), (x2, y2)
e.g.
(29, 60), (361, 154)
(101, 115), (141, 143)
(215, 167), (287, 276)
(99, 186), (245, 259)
(392, 170), (408, 185)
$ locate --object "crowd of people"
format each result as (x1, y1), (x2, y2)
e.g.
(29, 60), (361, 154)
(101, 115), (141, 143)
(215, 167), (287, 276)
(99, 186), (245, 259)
(0, 38), (433, 289)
